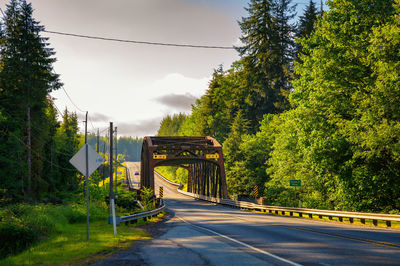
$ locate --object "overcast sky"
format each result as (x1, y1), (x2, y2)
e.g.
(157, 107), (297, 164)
(0, 0), (325, 137)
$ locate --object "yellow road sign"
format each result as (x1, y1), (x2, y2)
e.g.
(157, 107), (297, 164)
(206, 154), (219, 159)
(153, 154), (167, 159)
(254, 185), (259, 197)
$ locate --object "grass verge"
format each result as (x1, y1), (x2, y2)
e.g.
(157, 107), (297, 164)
(0, 218), (157, 265)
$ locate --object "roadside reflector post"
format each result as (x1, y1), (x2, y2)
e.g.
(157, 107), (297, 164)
(254, 185), (258, 198)
(159, 186), (163, 198)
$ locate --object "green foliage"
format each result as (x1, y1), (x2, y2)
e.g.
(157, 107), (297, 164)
(157, 113), (187, 136)
(236, 0), (296, 130)
(0, 201), (109, 258)
(154, 0), (400, 214)
(295, 0), (319, 64)
(0, 0), (81, 202)
(140, 187), (155, 211)
(156, 166), (186, 184)
(268, 0), (400, 211)
(115, 136), (142, 162)
(115, 189), (137, 212)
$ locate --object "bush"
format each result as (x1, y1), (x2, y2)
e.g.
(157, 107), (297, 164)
(0, 200), (109, 258)
(140, 187), (155, 211)
(0, 210), (36, 258)
(115, 189), (137, 212)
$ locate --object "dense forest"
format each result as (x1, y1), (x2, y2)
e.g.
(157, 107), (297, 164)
(87, 134), (142, 162)
(0, 0), (83, 202)
(0, 0), (141, 203)
(157, 0), (400, 213)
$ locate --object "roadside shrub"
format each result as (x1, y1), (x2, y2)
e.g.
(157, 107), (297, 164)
(140, 187), (155, 211)
(115, 189), (137, 212)
(0, 200), (109, 258)
(0, 210), (36, 258)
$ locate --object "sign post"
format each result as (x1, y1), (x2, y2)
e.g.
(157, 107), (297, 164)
(69, 144), (104, 240)
(289, 180), (301, 208)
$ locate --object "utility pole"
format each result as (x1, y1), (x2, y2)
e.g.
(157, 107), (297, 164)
(114, 126), (118, 197)
(84, 111), (89, 241)
(109, 122), (114, 202)
(109, 122), (117, 235)
(102, 139), (106, 186)
(96, 128), (99, 153)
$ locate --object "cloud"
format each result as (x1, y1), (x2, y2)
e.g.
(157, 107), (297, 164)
(116, 117), (163, 137)
(151, 73), (210, 98)
(88, 112), (111, 122)
(76, 112), (111, 123)
(154, 93), (197, 111)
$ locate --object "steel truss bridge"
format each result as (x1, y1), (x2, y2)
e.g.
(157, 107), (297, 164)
(140, 136), (228, 198)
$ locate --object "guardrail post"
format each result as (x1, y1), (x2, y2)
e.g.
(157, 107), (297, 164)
(308, 214), (312, 218)
(339, 217), (343, 222)
(361, 218), (366, 224)
(319, 215), (322, 219)
(299, 213), (303, 217)
(349, 218), (354, 223)
(386, 221), (391, 227)
(373, 220), (378, 226)
(290, 212), (293, 216)
(329, 216), (333, 220)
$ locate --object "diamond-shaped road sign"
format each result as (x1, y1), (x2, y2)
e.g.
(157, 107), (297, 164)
(69, 144), (104, 177)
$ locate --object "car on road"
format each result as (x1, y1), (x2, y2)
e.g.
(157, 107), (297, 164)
(134, 171), (139, 175)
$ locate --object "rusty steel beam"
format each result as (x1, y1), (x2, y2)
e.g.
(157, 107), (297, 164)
(140, 136), (228, 198)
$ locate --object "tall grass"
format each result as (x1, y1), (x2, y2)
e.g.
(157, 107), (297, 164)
(0, 200), (108, 258)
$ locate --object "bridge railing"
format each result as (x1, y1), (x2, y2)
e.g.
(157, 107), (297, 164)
(177, 189), (400, 227)
(154, 170), (182, 187)
(109, 199), (165, 225)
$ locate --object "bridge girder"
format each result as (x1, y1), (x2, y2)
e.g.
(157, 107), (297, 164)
(140, 136), (228, 199)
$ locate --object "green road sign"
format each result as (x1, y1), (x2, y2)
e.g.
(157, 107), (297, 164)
(290, 180), (301, 187)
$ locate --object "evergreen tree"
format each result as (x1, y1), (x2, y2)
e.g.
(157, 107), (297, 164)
(157, 113), (187, 136)
(273, 0), (398, 211)
(223, 110), (251, 196)
(237, 0), (296, 131)
(295, 0), (318, 64)
(0, 0), (61, 199)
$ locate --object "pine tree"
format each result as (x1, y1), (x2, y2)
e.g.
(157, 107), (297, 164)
(236, 0), (296, 132)
(0, 0), (62, 199)
(297, 1), (318, 40)
(287, 0), (398, 211)
(295, 0), (319, 64)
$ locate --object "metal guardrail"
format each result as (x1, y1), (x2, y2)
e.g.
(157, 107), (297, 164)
(109, 200), (165, 225)
(154, 170), (182, 187)
(177, 189), (400, 227)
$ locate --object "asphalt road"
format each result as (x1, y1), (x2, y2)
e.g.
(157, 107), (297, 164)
(104, 162), (400, 265)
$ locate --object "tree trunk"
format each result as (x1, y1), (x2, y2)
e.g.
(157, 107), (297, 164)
(27, 106), (32, 197)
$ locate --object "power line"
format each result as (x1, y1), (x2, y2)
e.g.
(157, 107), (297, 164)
(44, 30), (236, 50)
(9, 131), (77, 172)
(52, 101), (64, 116)
(61, 86), (86, 113)
(87, 115), (96, 132)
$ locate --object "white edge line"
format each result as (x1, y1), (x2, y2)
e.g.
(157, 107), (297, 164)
(176, 215), (302, 266)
